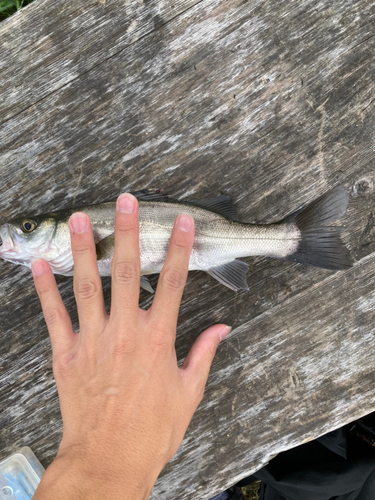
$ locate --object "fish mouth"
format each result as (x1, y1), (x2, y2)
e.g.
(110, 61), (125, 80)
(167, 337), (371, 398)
(0, 225), (16, 256)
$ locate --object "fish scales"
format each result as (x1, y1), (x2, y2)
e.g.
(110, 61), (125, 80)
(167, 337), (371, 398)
(136, 201), (299, 274)
(0, 188), (353, 292)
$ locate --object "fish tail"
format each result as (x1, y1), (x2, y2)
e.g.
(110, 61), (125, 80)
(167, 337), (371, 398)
(283, 186), (353, 270)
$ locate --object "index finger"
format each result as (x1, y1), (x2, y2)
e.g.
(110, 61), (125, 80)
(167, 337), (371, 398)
(31, 259), (75, 356)
(150, 213), (194, 333)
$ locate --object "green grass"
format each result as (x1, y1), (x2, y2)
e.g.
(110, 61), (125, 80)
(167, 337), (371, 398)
(0, 0), (35, 21)
(240, 481), (261, 500)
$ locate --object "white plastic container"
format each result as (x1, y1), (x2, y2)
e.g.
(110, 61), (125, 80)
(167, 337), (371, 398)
(0, 447), (44, 499)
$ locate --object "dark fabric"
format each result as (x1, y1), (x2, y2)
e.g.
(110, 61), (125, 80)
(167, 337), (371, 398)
(209, 486), (244, 500)
(237, 411), (375, 500)
(317, 426), (348, 459)
(209, 411), (375, 500)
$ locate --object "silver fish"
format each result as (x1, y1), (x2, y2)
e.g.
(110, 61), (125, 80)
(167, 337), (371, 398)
(0, 188), (352, 292)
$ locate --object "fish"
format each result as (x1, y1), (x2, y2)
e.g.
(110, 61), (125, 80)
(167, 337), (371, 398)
(0, 187), (353, 292)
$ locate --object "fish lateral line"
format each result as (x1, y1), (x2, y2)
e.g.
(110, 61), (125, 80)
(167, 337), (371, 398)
(0, 187), (353, 291)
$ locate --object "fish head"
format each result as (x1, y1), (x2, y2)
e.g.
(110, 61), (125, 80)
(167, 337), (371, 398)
(0, 213), (74, 275)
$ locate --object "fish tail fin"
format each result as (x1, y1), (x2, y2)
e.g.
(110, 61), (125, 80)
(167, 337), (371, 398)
(283, 186), (353, 270)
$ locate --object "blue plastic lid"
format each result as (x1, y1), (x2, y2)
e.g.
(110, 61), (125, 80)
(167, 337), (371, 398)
(0, 447), (44, 499)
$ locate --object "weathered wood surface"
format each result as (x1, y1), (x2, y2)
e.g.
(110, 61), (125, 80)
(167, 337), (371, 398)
(0, 0), (374, 498)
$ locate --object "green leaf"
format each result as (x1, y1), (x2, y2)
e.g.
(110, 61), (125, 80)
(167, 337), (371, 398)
(0, 0), (17, 16)
(0, 0), (30, 20)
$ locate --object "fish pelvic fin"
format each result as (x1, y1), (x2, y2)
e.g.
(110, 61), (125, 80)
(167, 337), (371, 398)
(206, 260), (249, 291)
(284, 186), (353, 270)
(140, 275), (154, 293)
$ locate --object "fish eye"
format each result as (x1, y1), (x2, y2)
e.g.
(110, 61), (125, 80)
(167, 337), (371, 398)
(22, 219), (37, 233)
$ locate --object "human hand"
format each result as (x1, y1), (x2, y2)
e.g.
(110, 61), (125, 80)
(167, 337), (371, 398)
(31, 193), (231, 500)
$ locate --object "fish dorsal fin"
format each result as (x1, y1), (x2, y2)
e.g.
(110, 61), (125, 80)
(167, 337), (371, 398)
(206, 260), (249, 291)
(188, 195), (237, 220)
(131, 189), (170, 202)
(130, 190), (237, 219)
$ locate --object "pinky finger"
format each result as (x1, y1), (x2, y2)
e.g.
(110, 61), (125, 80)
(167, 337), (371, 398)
(32, 259), (75, 355)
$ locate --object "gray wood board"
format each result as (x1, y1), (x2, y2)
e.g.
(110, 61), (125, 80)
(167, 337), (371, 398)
(0, 0), (374, 498)
(0, 0), (202, 123)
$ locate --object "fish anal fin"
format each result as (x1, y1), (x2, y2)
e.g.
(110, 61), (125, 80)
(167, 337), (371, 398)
(189, 195), (237, 220)
(206, 260), (249, 291)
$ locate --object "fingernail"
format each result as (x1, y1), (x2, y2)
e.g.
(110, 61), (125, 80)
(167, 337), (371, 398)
(117, 193), (135, 213)
(31, 259), (45, 276)
(177, 213), (193, 232)
(219, 325), (232, 341)
(70, 213), (88, 234)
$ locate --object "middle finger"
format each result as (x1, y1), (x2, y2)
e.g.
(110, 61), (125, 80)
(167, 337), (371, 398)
(110, 193), (141, 320)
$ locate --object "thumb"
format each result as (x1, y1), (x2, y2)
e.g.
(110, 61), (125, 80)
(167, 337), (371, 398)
(181, 324), (232, 396)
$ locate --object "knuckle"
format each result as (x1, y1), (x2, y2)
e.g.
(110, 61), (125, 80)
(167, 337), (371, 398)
(206, 342), (218, 360)
(172, 236), (189, 251)
(44, 307), (65, 327)
(37, 283), (53, 296)
(75, 278), (99, 300)
(73, 244), (92, 255)
(52, 360), (65, 379)
(196, 384), (205, 403)
(161, 268), (186, 291)
(113, 261), (138, 286)
(111, 337), (135, 358)
(148, 330), (171, 354)
(53, 352), (75, 378)
(116, 218), (137, 234)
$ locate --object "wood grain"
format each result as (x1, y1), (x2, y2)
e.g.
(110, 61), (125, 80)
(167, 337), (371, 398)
(0, 0), (201, 123)
(0, 0), (374, 498)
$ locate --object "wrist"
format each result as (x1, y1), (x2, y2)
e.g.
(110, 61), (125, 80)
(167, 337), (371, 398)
(33, 451), (155, 500)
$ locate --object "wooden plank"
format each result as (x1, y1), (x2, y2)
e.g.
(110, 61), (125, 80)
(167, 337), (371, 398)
(0, 0), (373, 219)
(1, 227), (374, 499)
(0, 0), (201, 124)
(0, 0), (374, 498)
(157, 253), (375, 499)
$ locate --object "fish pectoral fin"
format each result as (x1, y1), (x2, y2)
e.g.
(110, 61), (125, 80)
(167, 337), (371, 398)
(206, 260), (249, 292)
(140, 275), (154, 293)
(189, 195), (237, 220)
(96, 234), (115, 261)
